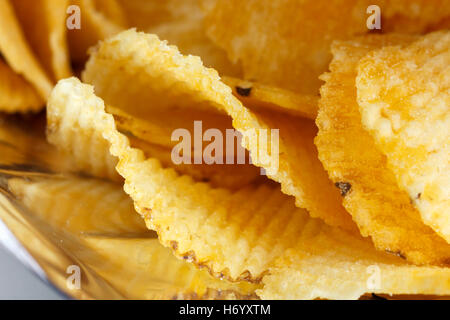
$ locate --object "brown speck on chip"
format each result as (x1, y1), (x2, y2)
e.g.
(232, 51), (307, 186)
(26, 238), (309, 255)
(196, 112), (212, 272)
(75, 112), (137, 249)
(170, 240), (178, 251)
(386, 250), (406, 260)
(335, 182), (351, 197)
(236, 86), (252, 97)
(417, 193), (422, 199)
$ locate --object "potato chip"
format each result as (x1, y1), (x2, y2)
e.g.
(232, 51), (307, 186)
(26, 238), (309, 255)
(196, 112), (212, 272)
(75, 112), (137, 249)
(48, 78), (450, 299)
(12, 0), (72, 80)
(316, 34), (450, 265)
(108, 105), (262, 189)
(47, 106), (256, 190)
(117, 0), (242, 76)
(247, 109), (357, 231)
(47, 76), (338, 281)
(8, 176), (148, 235)
(0, 0), (53, 99)
(106, 105), (175, 149)
(258, 227), (450, 300)
(129, 137), (263, 190)
(105, 105), (229, 151)
(49, 100), (261, 189)
(8, 175), (257, 299)
(202, 0), (450, 95)
(222, 76), (318, 120)
(356, 31), (450, 243)
(0, 59), (43, 113)
(82, 236), (259, 300)
(82, 29), (355, 231)
(46, 98), (121, 182)
(92, 0), (128, 27)
(68, 0), (126, 64)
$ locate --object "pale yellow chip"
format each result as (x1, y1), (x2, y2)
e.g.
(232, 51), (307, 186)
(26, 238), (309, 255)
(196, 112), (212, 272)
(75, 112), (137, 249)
(117, 0), (242, 76)
(356, 31), (450, 243)
(68, 0), (126, 64)
(316, 34), (450, 265)
(0, 0), (53, 99)
(258, 228), (450, 300)
(8, 175), (257, 299)
(82, 29), (355, 231)
(222, 76), (318, 120)
(48, 78), (450, 299)
(202, 0), (450, 95)
(12, 0), (72, 80)
(0, 59), (43, 113)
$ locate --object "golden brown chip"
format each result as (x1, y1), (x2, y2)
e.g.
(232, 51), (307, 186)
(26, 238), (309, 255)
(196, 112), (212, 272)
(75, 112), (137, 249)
(48, 77), (450, 299)
(223, 76), (318, 120)
(12, 0), (72, 80)
(316, 34), (450, 265)
(356, 31), (450, 243)
(202, 0), (450, 94)
(0, 0), (53, 99)
(0, 59), (43, 113)
(82, 29), (355, 231)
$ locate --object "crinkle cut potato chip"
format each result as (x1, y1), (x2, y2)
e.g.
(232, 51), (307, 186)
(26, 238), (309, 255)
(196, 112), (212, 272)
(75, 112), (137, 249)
(82, 29), (355, 231)
(316, 34), (450, 265)
(356, 31), (450, 243)
(8, 176), (257, 299)
(246, 109), (357, 232)
(202, 0), (450, 95)
(12, 0), (72, 80)
(8, 176), (148, 235)
(0, 59), (43, 113)
(222, 76), (318, 120)
(48, 78), (305, 281)
(0, 0), (53, 99)
(258, 228), (450, 300)
(47, 76), (336, 282)
(116, 0), (242, 76)
(68, 0), (126, 64)
(48, 78), (450, 299)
